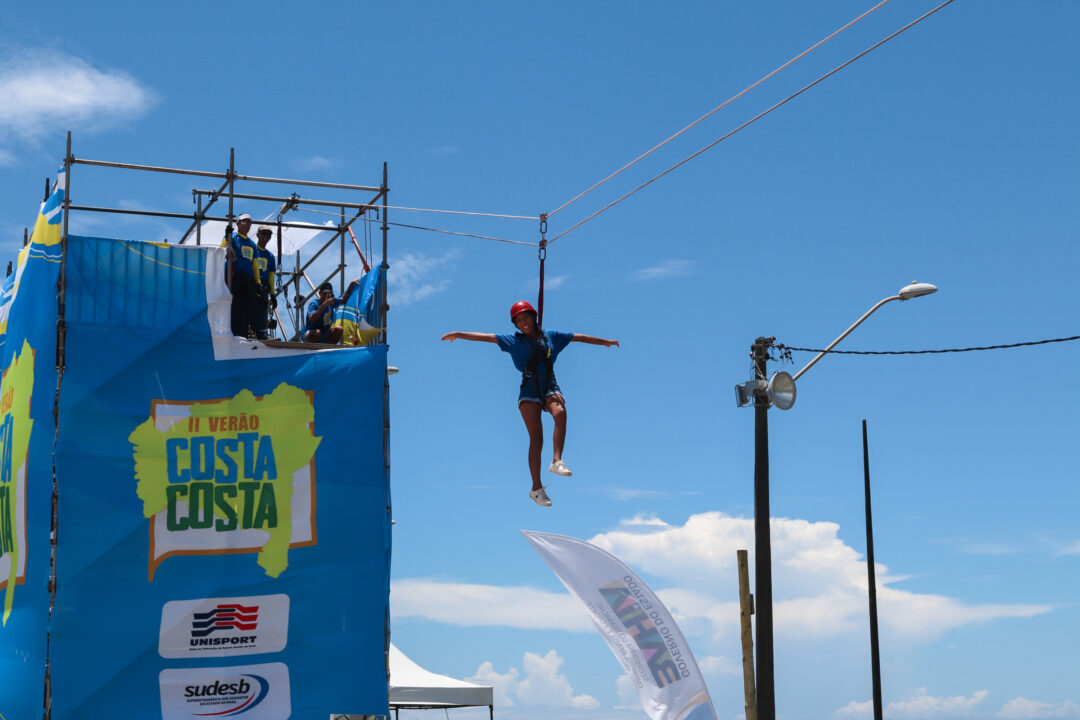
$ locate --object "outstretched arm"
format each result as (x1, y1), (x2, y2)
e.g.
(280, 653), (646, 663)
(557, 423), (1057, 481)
(571, 334), (619, 348)
(442, 332), (498, 344)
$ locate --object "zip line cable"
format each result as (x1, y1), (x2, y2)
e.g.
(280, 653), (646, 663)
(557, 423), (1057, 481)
(291, 206), (535, 246)
(775, 335), (1080, 356)
(546, 0), (957, 246)
(545, 0), (894, 220)
(360, 217), (536, 247)
(236, 1), (946, 256)
(298, 204), (537, 221)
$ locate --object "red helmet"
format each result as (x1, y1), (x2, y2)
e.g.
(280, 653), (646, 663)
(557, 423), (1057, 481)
(510, 300), (536, 322)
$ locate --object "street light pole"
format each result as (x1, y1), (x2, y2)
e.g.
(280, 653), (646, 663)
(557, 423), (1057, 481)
(752, 338), (775, 720)
(863, 419), (884, 720)
(736, 282), (937, 720)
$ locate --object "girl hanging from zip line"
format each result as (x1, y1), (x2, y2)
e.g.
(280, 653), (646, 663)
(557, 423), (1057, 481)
(442, 300), (619, 507)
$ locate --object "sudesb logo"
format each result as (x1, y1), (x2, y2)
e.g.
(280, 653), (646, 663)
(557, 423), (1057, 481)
(182, 674), (269, 716)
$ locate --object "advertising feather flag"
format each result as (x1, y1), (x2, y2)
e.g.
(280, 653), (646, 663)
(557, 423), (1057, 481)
(522, 530), (717, 720)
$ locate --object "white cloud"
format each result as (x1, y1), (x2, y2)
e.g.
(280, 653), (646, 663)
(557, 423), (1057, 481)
(629, 260), (694, 281)
(835, 699), (874, 718)
(614, 674), (638, 709)
(936, 537), (1018, 556)
(389, 249), (460, 306)
(0, 49), (154, 147)
(390, 578), (593, 631)
(527, 274), (569, 291)
(836, 688), (989, 718)
(467, 661), (519, 707)
(959, 542), (1017, 555)
(394, 512), (1050, 648)
(428, 145), (461, 157)
(997, 697), (1080, 719)
(696, 655), (741, 675)
(619, 514), (669, 528)
(587, 486), (702, 502)
(468, 651), (597, 709)
(517, 651), (599, 708)
(292, 155), (342, 172)
(587, 512), (1051, 641)
(1056, 541), (1080, 556)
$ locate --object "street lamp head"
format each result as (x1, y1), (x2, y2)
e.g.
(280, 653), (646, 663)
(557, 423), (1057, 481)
(768, 371), (796, 410)
(898, 281), (937, 300)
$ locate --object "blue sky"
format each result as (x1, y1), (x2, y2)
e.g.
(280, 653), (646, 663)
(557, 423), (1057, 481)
(2, 1), (1079, 719)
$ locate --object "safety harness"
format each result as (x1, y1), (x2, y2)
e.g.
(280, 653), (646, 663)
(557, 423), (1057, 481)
(521, 329), (556, 404)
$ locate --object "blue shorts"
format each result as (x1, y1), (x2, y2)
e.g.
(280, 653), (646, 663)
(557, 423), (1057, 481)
(518, 378), (564, 408)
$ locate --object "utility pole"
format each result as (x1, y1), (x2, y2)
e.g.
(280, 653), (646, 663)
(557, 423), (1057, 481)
(752, 337), (775, 720)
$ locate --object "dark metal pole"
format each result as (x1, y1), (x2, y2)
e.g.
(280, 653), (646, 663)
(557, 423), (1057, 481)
(752, 337), (775, 720)
(862, 419), (884, 720)
(227, 148), (235, 226)
(195, 194), (203, 246)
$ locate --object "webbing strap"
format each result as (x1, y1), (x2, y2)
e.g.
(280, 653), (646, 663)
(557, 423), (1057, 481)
(537, 214), (548, 328)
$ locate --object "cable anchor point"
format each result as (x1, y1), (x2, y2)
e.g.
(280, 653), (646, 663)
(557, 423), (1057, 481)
(538, 213), (548, 260)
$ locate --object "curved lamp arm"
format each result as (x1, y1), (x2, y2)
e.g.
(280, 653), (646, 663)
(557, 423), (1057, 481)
(791, 282), (937, 382)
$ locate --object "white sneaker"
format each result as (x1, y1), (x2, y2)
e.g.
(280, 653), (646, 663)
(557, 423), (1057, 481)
(529, 487), (552, 507)
(548, 459), (572, 476)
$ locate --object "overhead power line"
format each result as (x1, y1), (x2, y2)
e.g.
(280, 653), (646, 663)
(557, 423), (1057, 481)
(775, 335), (1080, 356)
(545, 0), (894, 220)
(547, 0), (957, 245)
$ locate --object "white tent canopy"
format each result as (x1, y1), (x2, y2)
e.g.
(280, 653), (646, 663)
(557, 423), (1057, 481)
(390, 643), (493, 718)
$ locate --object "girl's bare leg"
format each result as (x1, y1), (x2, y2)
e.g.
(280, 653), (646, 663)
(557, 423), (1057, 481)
(519, 401), (544, 490)
(546, 394), (567, 463)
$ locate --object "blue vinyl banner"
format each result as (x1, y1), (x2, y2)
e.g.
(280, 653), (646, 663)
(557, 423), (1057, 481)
(47, 235), (390, 719)
(0, 171), (63, 720)
(333, 266), (385, 347)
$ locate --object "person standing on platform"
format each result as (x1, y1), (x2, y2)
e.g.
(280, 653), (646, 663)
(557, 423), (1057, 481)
(255, 225), (278, 338)
(221, 213), (267, 339)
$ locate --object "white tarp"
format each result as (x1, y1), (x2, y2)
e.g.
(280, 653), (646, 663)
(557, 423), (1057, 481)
(522, 530), (717, 720)
(183, 218), (335, 256)
(390, 643), (493, 709)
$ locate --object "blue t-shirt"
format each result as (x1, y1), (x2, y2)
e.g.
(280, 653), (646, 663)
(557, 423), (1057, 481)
(255, 246), (276, 290)
(224, 232), (258, 280)
(306, 297), (339, 332)
(495, 330), (574, 391)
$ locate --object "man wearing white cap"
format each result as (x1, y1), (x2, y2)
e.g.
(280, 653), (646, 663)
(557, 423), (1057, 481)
(255, 225), (278, 335)
(221, 213), (267, 339)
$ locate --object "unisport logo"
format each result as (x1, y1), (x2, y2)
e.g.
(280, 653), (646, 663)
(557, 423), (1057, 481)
(191, 604), (259, 637)
(160, 595), (288, 659)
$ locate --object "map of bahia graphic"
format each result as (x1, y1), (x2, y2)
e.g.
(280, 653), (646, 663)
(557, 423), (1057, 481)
(0, 340), (33, 626)
(129, 382), (321, 579)
(598, 580), (682, 688)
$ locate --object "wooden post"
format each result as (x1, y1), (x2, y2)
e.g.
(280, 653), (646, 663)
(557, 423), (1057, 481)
(738, 549), (758, 720)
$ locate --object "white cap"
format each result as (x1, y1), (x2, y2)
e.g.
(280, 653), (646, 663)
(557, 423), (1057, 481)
(236, 213), (252, 223)
(257, 225), (273, 236)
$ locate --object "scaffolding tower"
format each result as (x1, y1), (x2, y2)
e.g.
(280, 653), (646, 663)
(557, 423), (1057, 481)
(40, 133), (390, 344)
